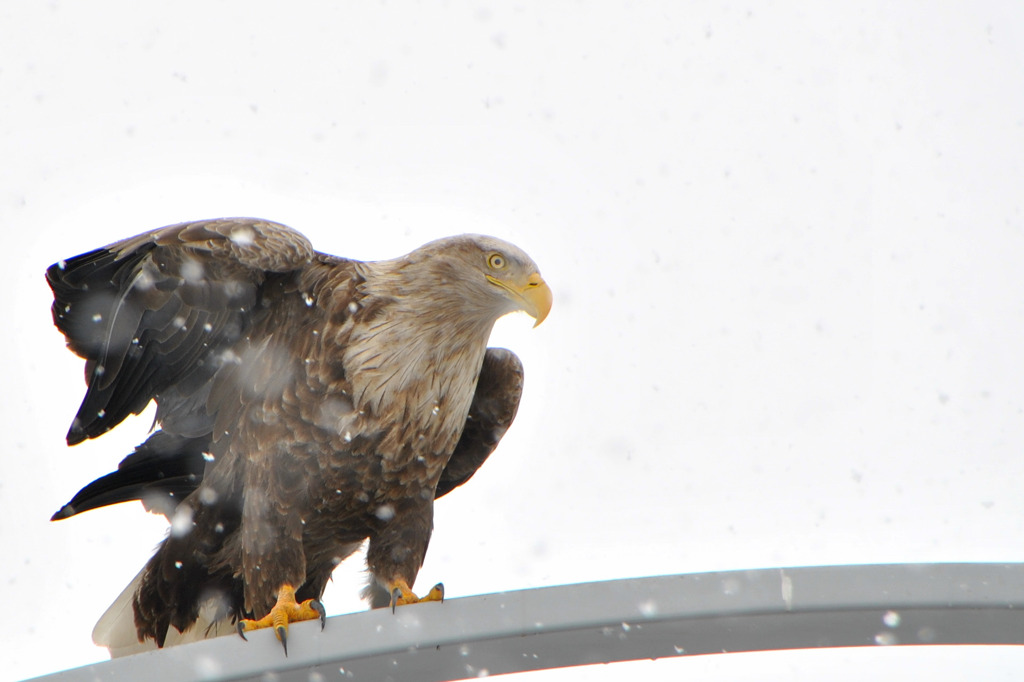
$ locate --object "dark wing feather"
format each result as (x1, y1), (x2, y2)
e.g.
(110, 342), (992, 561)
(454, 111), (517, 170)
(436, 347), (524, 498)
(50, 431), (209, 520)
(46, 218), (314, 445)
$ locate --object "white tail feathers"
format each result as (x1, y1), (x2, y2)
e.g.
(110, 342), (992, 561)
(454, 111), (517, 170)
(92, 569), (147, 657)
(92, 567), (236, 658)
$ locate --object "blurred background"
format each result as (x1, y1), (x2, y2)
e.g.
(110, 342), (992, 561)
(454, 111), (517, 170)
(3, 2), (1024, 679)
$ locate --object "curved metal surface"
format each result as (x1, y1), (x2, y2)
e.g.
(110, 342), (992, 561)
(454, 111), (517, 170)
(26, 563), (1024, 682)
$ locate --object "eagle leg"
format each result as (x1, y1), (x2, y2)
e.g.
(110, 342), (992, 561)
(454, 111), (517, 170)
(388, 579), (445, 613)
(236, 583), (326, 655)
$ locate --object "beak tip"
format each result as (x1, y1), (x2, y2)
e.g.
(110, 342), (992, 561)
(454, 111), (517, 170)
(526, 277), (552, 328)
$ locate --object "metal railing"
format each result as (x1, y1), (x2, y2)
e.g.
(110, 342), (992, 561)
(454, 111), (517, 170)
(27, 563), (1024, 682)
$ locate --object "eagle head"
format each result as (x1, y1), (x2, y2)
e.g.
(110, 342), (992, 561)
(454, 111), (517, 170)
(406, 234), (552, 328)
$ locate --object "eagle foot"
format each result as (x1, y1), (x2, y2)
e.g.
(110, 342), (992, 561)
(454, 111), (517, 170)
(389, 579), (445, 613)
(236, 583), (326, 656)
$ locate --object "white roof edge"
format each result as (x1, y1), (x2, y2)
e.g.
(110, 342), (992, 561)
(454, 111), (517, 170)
(27, 562), (1024, 681)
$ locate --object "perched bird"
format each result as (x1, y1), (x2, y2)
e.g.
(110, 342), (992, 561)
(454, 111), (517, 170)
(47, 218), (551, 656)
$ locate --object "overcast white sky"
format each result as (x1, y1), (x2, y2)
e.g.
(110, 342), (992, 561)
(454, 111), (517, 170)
(3, 1), (1024, 680)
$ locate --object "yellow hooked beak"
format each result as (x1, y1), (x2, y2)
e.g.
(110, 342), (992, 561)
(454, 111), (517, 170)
(487, 272), (552, 327)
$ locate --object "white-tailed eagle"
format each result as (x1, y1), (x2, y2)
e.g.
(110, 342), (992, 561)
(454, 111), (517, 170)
(47, 218), (551, 654)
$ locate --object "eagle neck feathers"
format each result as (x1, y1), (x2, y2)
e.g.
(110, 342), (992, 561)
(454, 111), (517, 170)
(319, 257), (498, 470)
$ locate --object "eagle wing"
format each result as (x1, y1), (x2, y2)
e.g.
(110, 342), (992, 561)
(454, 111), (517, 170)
(436, 347), (524, 498)
(47, 218), (315, 446)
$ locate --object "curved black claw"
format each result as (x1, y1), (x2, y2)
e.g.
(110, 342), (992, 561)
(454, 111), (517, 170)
(431, 582), (445, 602)
(312, 599), (327, 630)
(277, 625), (288, 656)
(237, 621), (248, 641)
(390, 587), (402, 614)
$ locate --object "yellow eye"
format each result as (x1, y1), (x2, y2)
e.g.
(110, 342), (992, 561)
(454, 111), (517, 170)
(487, 253), (506, 269)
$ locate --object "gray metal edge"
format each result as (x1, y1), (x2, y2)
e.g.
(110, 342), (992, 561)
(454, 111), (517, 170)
(26, 563), (1024, 682)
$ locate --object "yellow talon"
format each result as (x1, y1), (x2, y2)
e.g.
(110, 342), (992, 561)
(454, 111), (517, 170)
(388, 579), (445, 613)
(237, 584), (326, 655)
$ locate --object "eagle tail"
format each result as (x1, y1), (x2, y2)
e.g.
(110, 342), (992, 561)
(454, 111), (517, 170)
(93, 567), (237, 658)
(91, 569), (151, 657)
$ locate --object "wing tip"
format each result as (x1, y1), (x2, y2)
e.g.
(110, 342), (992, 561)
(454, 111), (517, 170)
(67, 416), (116, 446)
(66, 416), (88, 446)
(50, 504), (75, 521)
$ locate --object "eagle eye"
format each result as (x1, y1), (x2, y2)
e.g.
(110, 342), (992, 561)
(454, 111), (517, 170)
(487, 253), (506, 270)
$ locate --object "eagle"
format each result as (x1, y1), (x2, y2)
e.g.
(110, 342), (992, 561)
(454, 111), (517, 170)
(47, 218), (551, 655)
